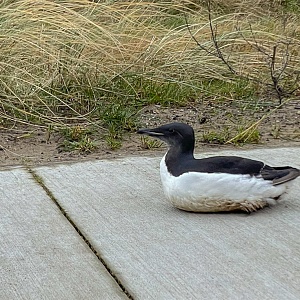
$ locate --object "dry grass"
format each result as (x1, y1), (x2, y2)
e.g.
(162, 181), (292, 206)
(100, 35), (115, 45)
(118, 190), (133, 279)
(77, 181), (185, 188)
(0, 0), (299, 144)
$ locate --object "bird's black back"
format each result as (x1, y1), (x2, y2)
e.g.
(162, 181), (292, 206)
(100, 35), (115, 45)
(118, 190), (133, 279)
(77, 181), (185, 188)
(165, 154), (265, 177)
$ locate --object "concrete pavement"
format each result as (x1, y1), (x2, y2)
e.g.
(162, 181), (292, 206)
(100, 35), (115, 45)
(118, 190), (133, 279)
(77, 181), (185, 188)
(0, 168), (127, 299)
(1, 147), (300, 299)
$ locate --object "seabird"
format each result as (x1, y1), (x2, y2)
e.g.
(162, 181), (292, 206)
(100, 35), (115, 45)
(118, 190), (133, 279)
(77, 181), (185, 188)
(138, 122), (300, 212)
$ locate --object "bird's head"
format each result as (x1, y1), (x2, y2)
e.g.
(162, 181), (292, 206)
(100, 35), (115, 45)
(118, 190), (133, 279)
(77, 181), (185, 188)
(137, 122), (195, 153)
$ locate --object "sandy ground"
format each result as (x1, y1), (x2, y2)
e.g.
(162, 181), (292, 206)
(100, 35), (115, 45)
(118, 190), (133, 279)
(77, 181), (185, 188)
(1, 100), (300, 167)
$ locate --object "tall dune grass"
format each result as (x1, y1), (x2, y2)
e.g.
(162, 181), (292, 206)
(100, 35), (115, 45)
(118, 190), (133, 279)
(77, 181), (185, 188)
(0, 0), (299, 138)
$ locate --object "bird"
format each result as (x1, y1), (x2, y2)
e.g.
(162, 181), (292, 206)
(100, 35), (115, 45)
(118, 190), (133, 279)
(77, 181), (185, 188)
(137, 122), (300, 213)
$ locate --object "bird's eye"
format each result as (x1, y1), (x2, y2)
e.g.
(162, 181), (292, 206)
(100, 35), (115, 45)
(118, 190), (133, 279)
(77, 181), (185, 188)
(169, 128), (175, 133)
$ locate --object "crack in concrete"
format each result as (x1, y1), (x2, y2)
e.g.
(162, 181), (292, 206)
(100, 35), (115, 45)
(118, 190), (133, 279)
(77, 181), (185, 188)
(28, 167), (134, 300)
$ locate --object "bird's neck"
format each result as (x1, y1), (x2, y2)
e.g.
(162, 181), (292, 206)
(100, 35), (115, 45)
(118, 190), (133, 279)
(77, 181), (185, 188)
(165, 145), (194, 162)
(164, 145), (194, 177)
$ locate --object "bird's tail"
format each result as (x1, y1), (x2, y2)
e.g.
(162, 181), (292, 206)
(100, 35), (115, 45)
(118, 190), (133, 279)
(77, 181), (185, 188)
(271, 167), (300, 186)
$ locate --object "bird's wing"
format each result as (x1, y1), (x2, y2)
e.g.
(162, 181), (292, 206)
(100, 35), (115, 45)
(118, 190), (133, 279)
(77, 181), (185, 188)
(194, 156), (300, 185)
(193, 156), (265, 175)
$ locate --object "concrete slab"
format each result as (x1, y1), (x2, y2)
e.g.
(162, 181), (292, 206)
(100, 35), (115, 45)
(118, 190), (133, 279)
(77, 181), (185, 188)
(0, 168), (128, 300)
(35, 147), (300, 300)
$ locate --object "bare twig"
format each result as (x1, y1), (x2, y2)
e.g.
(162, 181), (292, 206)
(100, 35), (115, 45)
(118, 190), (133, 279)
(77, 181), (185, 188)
(184, 14), (214, 56)
(238, 23), (299, 104)
(185, 0), (237, 75)
(270, 45), (284, 104)
(207, 0), (236, 75)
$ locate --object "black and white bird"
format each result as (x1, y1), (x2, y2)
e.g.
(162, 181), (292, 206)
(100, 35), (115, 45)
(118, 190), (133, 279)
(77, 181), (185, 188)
(138, 122), (300, 212)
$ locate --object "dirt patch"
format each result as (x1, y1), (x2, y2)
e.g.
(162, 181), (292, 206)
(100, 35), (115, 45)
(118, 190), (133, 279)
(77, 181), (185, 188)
(1, 100), (300, 168)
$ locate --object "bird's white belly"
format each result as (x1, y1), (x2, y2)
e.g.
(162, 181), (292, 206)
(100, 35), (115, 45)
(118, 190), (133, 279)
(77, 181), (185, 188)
(160, 156), (288, 212)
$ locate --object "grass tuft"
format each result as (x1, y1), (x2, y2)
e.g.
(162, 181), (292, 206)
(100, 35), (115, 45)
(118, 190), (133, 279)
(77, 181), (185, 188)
(140, 136), (163, 149)
(59, 125), (96, 153)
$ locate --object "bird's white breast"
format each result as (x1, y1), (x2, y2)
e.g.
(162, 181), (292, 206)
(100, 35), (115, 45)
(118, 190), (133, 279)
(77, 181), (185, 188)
(159, 155), (288, 212)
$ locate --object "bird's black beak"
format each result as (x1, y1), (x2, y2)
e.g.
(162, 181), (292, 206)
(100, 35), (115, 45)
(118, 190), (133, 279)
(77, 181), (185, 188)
(137, 128), (164, 137)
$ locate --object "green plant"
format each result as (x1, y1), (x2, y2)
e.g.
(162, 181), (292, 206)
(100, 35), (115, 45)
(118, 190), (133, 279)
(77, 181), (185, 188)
(59, 126), (96, 153)
(199, 78), (257, 102)
(60, 126), (88, 142)
(62, 135), (96, 153)
(101, 103), (137, 133)
(281, 0), (300, 13)
(140, 136), (163, 149)
(232, 126), (261, 145)
(105, 134), (122, 150)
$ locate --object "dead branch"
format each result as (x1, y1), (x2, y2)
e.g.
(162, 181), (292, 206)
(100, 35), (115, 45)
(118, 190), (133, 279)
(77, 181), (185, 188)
(270, 45), (284, 104)
(185, 0), (237, 75)
(207, 0), (236, 75)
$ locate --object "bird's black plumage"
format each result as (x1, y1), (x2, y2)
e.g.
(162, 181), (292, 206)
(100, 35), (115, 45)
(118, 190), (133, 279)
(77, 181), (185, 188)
(137, 122), (300, 185)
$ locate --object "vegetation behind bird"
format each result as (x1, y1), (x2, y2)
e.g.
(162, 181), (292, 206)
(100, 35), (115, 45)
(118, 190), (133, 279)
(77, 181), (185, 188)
(0, 0), (299, 149)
